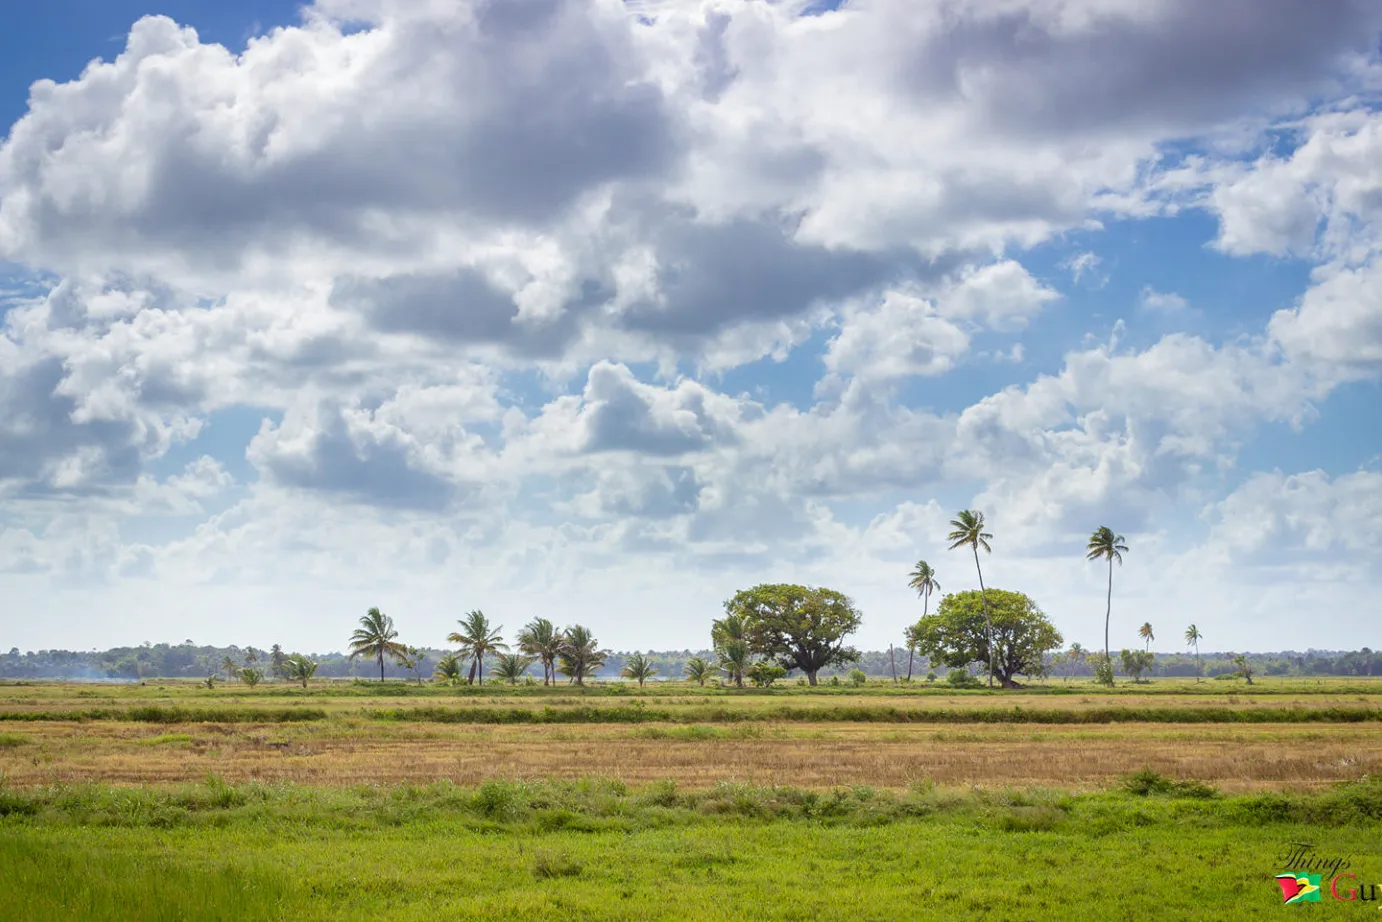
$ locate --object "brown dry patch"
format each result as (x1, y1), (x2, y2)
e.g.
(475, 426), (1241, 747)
(2, 721), (1380, 793)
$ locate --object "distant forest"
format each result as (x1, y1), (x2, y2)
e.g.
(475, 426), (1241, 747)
(1, 642), (1379, 682)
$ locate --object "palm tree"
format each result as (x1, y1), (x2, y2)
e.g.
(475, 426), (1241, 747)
(349, 608), (409, 682)
(903, 624), (923, 683)
(683, 656), (713, 686)
(1064, 642), (1087, 682)
(220, 655), (239, 682)
(947, 510), (995, 687)
(517, 617), (562, 686)
(621, 653), (657, 687)
(906, 560), (940, 681)
(1086, 527), (1129, 684)
(1138, 622), (1154, 652)
(433, 653), (463, 685)
(717, 638), (752, 689)
(492, 653), (535, 685)
(556, 625), (608, 686)
(1185, 625), (1203, 683)
(448, 610), (508, 686)
(284, 654), (318, 689)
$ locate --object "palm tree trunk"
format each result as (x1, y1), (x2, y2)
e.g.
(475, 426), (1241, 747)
(1104, 558), (1113, 683)
(906, 647), (914, 682)
(973, 545), (993, 688)
(378, 652), (384, 683)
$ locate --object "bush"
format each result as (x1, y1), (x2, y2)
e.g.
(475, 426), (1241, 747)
(1121, 768), (1218, 799)
(946, 669), (980, 688)
(848, 669), (868, 687)
(532, 850), (583, 879)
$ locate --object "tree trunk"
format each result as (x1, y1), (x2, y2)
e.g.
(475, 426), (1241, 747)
(889, 645), (897, 684)
(906, 648), (914, 682)
(378, 652), (384, 683)
(806, 670), (817, 686)
(973, 546), (994, 688)
(1103, 557), (1113, 685)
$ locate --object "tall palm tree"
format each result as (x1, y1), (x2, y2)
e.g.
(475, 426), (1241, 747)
(683, 656), (713, 686)
(448, 610), (508, 686)
(621, 652), (657, 687)
(1138, 622), (1154, 652)
(906, 560), (940, 682)
(1185, 625), (1203, 683)
(947, 510), (995, 687)
(1086, 527), (1129, 683)
(349, 607), (408, 682)
(556, 625), (608, 686)
(517, 617), (562, 686)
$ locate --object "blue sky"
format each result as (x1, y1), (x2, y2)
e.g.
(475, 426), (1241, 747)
(1, 0), (1381, 655)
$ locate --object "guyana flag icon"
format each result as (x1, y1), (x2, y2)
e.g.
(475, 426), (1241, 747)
(1276, 873), (1323, 904)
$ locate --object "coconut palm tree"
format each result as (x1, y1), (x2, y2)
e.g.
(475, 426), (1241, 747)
(903, 624), (923, 683)
(717, 638), (753, 689)
(682, 656), (713, 686)
(1085, 527), (1129, 685)
(621, 653), (657, 687)
(556, 625), (608, 686)
(220, 655), (239, 682)
(906, 560), (940, 681)
(348, 607), (408, 682)
(284, 654), (318, 689)
(448, 610), (508, 686)
(492, 653), (535, 685)
(1138, 622), (1154, 652)
(433, 653), (463, 685)
(947, 510), (995, 687)
(517, 617), (562, 686)
(1185, 625), (1203, 683)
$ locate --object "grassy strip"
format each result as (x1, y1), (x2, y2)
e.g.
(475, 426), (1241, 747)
(0, 706), (327, 723)
(364, 703), (1382, 724)
(3, 772), (1382, 832)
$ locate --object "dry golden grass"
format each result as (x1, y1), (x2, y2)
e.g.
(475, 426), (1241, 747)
(3, 719), (1380, 792)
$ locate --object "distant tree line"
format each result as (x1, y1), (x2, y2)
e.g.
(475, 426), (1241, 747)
(1, 641), (1378, 682)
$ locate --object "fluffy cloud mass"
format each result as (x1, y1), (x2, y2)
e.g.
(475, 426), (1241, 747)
(1, 0), (1380, 651)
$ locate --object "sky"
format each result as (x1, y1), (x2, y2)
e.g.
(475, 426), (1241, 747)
(1, 0), (1381, 655)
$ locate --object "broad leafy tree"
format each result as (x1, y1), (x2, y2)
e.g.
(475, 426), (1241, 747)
(1086, 526), (1129, 685)
(517, 617), (562, 686)
(724, 584), (863, 686)
(349, 607), (408, 682)
(1120, 648), (1154, 683)
(909, 589), (1062, 689)
(238, 666), (264, 687)
(906, 560), (940, 682)
(557, 625), (608, 686)
(947, 511), (995, 687)
(448, 610), (507, 686)
(620, 652), (657, 687)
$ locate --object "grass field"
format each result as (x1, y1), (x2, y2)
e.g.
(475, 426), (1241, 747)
(4, 677), (1382, 919)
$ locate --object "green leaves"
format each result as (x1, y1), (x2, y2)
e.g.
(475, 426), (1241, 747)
(910, 589), (1062, 688)
(724, 584), (862, 684)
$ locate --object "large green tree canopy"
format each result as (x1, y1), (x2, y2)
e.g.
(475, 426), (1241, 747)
(911, 589), (1062, 688)
(724, 584), (862, 685)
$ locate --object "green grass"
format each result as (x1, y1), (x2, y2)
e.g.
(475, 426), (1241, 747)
(0, 732), (29, 748)
(3, 776), (1382, 920)
(0, 706), (328, 723)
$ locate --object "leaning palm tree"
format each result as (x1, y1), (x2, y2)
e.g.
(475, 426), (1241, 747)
(448, 610), (508, 686)
(682, 656), (713, 686)
(1086, 527), (1129, 684)
(906, 561), (940, 681)
(947, 510), (995, 687)
(621, 653), (658, 688)
(492, 653), (535, 685)
(1138, 622), (1154, 652)
(1185, 625), (1203, 683)
(556, 625), (608, 686)
(349, 607), (408, 682)
(517, 617), (562, 686)
(284, 654), (318, 689)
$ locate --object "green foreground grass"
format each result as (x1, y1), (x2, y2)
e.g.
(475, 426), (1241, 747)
(4, 776), (1382, 920)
